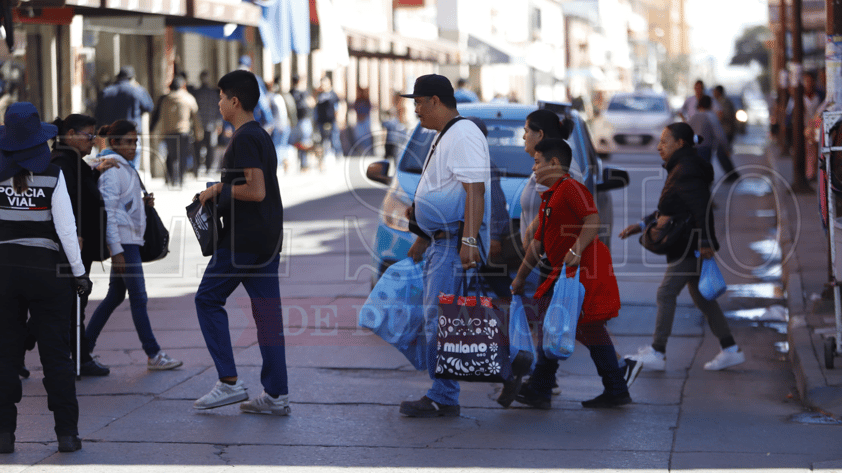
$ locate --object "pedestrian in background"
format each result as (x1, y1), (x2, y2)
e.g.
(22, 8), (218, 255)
(94, 66), (154, 169)
(193, 70), (290, 416)
(85, 119), (182, 372)
(381, 107), (408, 160)
(621, 122), (745, 372)
(192, 70), (222, 174)
(238, 56), (274, 134)
(353, 86), (373, 155)
(0, 102), (92, 453)
(712, 85), (736, 146)
(268, 77), (293, 172)
(155, 75), (203, 186)
(51, 113), (119, 377)
(315, 75), (342, 164)
(289, 74), (314, 172)
(688, 95), (739, 182)
(679, 79), (720, 122)
(787, 71), (821, 181)
(511, 138), (629, 409)
(454, 78), (479, 104)
(399, 74), (491, 418)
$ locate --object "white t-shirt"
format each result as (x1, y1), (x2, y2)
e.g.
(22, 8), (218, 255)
(681, 95), (722, 121)
(519, 172), (548, 244)
(415, 119), (491, 256)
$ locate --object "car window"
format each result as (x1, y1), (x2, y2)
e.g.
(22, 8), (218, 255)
(398, 119), (534, 178)
(607, 95), (667, 113)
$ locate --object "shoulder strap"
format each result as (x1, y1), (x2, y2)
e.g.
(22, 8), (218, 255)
(132, 168), (150, 197)
(420, 116), (465, 175)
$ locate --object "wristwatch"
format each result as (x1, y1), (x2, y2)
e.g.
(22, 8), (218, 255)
(461, 237), (478, 247)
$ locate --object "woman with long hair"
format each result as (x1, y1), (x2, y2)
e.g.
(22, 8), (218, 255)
(85, 119), (182, 371)
(620, 122), (744, 371)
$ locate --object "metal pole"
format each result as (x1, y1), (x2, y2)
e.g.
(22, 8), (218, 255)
(792, 0), (810, 191)
(76, 294), (81, 381)
(778, 0), (789, 149)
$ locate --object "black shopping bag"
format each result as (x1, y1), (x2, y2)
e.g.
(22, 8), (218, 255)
(434, 274), (511, 383)
(186, 195), (220, 257)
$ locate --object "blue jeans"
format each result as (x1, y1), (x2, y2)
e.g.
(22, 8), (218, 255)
(86, 244), (161, 358)
(195, 249), (288, 397)
(422, 236), (466, 406)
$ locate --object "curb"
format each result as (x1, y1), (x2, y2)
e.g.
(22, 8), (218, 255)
(769, 145), (842, 418)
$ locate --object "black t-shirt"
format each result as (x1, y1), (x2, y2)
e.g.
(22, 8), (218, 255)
(218, 121), (284, 259)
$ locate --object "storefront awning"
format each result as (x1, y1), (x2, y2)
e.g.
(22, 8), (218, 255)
(258, 0), (310, 64)
(190, 0), (262, 26)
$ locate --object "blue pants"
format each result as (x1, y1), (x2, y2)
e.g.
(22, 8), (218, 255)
(422, 236), (465, 406)
(195, 249), (288, 397)
(87, 244), (161, 358)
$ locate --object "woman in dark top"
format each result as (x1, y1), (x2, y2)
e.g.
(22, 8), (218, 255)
(620, 122), (745, 372)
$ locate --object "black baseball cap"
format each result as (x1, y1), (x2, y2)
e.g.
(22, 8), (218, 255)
(400, 74), (455, 102)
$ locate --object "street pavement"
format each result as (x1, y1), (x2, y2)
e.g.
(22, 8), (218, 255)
(5, 128), (842, 472)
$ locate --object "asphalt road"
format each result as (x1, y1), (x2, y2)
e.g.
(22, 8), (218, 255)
(8, 126), (842, 472)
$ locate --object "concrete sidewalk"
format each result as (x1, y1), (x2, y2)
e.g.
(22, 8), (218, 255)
(769, 142), (842, 418)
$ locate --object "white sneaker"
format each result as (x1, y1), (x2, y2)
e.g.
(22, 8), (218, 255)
(627, 346), (666, 371)
(704, 349), (746, 371)
(147, 351), (183, 371)
(194, 380), (248, 409)
(240, 391), (291, 416)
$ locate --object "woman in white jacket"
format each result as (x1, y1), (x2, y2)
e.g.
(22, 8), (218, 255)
(85, 120), (181, 371)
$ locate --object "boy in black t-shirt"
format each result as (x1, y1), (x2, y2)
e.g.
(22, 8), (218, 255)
(193, 70), (290, 415)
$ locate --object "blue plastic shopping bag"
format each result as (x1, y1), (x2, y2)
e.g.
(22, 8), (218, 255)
(509, 295), (537, 372)
(358, 257), (426, 369)
(543, 264), (585, 360)
(696, 251), (727, 300)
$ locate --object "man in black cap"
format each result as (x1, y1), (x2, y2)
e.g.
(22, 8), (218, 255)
(399, 74), (491, 417)
(95, 65), (154, 169)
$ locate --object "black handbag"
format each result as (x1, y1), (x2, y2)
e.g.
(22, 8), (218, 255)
(640, 212), (692, 255)
(186, 194), (220, 257)
(134, 170), (169, 262)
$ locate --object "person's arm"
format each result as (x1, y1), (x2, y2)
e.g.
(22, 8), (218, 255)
(97, 169), (124, 258)
(199, 168), (266, 206)
(510, 238), (543, 295)
(563, 213), (600, 267)
(522, 214), (539, 250)
(192, 101), (204, 143)
(52, 171), (86, 277)
(460, 181), (485, 269)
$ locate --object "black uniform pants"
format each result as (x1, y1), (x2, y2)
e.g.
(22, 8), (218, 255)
(0, 265), (79, 437)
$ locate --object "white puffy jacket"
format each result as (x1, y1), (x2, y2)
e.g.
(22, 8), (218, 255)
(96, 149), (145, 256)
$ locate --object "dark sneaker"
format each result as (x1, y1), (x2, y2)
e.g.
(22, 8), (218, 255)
(622, 358), (643, 389)
(399, 396), (460, 418)
(497, 350), (533, 408)
(581, 392), (632, 408)
(18, 365), (29, 379)
(80, 358), (110, 377)
(57, 435), (82, 452)
(515, 384), (551, 410)
(0, 432), (13, 454)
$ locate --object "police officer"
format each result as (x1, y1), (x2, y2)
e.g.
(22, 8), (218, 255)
(0, 103), (92, 454)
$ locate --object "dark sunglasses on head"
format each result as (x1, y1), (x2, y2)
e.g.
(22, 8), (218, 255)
(79, 133), (96, 140)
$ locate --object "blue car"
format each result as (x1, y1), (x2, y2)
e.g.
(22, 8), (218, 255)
(366, 102), (629, 285)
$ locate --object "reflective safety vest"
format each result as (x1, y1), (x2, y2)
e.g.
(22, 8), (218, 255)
(0, 164), (61, 251)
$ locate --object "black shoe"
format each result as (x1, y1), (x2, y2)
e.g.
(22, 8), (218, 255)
(57, 435), (82, 452)
(0, 432), (14, 454)
(622, 358), (643, 389)
(80, 359), (110, 377)
(497, 350), (533, 408)
(18, 365), (30, 379)
(399, 396), (460, 418)
(515, 384), (551, 410)
(581, 392), (632, 408)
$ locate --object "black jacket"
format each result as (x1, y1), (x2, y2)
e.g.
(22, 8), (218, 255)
(51, 146), (107, 262)
(645, 146), (718, 259)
